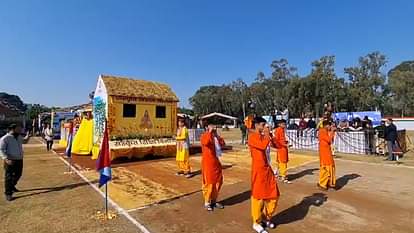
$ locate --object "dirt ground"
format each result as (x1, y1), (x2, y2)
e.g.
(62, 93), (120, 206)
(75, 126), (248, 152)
(111, 146), (414, 233)
(132, 159), (414, 233)
(0, 139), (139, 233)
(1, 134), (414, 233)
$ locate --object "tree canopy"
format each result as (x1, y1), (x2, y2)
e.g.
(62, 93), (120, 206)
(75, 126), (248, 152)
(189, 52), (412, 119)
(388, 61), (414, 116)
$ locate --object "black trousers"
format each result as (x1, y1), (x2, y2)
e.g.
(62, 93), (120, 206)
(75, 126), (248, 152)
(4, 160), (23, 195)
(46, 140), (53, 151)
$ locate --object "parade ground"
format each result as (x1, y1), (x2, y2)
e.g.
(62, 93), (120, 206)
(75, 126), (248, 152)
(2, 2), (414, 233)
(1, 135), (414, 233)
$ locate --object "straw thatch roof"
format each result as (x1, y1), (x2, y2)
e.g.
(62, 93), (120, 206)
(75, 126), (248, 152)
(101, 75), (179, 102)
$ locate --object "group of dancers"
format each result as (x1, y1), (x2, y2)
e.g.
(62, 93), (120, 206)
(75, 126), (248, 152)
(175, 116), (336, 233)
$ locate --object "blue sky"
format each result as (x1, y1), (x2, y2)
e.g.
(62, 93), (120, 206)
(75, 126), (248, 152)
(0, 0), (413, 108)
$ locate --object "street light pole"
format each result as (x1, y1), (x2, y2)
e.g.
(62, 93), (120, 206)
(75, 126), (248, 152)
(241, 88), (246, 119)
(242, 102), (246, 119)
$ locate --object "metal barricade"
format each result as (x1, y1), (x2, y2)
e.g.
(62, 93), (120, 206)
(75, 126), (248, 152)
(286, 129), (379, 155)
(334, 131), (368, 154)
(286, 129), (319, 151)
(188, 129), (205, 144)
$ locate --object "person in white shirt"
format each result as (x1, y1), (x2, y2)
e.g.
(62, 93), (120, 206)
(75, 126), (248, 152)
(43, 124), (53, 151)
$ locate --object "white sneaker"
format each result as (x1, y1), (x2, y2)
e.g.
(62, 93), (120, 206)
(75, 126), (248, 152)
(204, 203), (213, 211)
(283, 179), (292, 184)
(264, 221), (276, 229)
(213, 202), (224, 209)
(253, 223), (268, 233)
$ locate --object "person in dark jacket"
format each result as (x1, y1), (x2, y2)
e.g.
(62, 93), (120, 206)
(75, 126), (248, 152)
(240, 122), (247, 145)
(375, 120), (386, 138)
(307, 117), (316, 129)
(362, 116), (374, 154)
(384, 118), (397, 161)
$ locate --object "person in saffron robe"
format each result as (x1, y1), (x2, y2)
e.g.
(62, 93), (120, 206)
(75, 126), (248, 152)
(273, 120), (291, 184)
(244, 114), (254, 130)
(318, 120), (336, 190)
(176, 118), (191, 178)
(200, 122), (225, 211)
(248, 117), (280, 233)
(244, 114), (256, 142)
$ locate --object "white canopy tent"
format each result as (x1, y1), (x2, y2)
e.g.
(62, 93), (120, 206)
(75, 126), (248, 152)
(177, 113), (194, 119)
(201, 112), (238, 128)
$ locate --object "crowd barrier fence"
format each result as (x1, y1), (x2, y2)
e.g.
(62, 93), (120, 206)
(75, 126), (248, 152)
(286, 129), (406, 155)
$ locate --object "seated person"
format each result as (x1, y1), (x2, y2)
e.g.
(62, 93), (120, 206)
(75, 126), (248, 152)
(362, 116), (373, 129)
(349, 117), (363, 131)
(298, 117), (307, 130)
(338, 119), (349, 131)
(287, 120), (299, 130)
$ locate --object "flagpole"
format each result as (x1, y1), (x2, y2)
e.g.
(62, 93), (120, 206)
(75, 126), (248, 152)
(105, 117), (109, 219)
(97, 118), (111, 220)
(105, 183), (108, 219)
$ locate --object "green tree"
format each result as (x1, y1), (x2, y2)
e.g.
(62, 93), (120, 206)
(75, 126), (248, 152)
(388, 61), (414, 116)
(345, 51), (387, 111)
(249, 59), (297, 115)
(26, 104), (50, 120)
(189, 52), (412, 119)
(308, 55), (337, 116)
(189, 86), (220, 115)
(178, 107), (194, 116)
(229, 78), (249, 118)
(189, 85), (236, 116)
(270, 58), (298, 80)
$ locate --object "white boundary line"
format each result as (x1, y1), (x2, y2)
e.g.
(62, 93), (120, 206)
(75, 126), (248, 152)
(56, 156), (151, 233)
(34, 138), (151, 233)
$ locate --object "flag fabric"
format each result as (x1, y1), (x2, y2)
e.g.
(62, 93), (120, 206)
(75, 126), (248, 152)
(65, 124), (74, 158)
(96, 121), (111, 187)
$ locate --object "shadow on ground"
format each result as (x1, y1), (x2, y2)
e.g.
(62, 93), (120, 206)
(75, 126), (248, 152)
(273, 193), (328, 226)
(14, 181), (96, 199)
(335, 173), (361, 190)
(287, 168), (319, 181)
(190, 164), (233, 177)
(221, 190), (251, 206)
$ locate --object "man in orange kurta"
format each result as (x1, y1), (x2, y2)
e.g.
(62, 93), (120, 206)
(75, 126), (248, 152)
(248, 117), (280, 233)
(244, 114), (256, 143)
(273, 120), (291, 184)
(318, 120), (336, 190)
(200, 124), (225, 211)
(244, 114), (254, 130)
